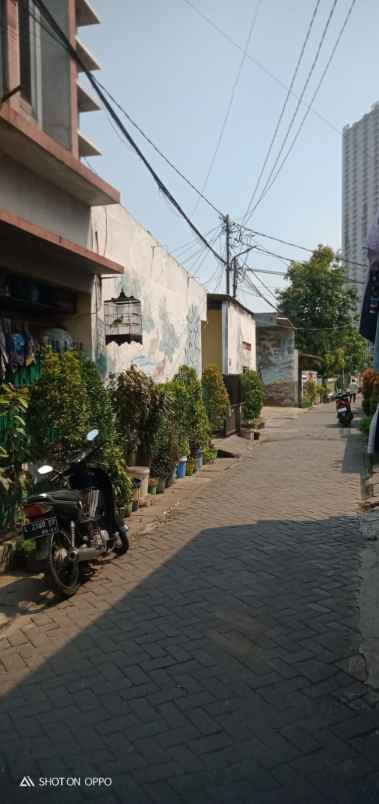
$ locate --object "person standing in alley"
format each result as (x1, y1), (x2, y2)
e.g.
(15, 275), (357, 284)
(349, 378), (358, 404)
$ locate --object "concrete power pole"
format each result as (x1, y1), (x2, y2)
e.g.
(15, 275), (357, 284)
(225, 215), (231, 296)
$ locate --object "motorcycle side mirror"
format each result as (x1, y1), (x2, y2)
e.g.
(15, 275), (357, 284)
(86, 429), (99, 443)
(38, 465), (54, 476)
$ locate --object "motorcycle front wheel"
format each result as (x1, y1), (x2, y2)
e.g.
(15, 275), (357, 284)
(45, 532), (80, 598)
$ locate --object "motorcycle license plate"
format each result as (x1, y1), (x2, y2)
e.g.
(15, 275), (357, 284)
(338, 407), (347, 413)
(24, 516), (58, 537)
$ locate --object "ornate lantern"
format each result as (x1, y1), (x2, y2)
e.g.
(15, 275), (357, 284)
(104, 290), (142, 346)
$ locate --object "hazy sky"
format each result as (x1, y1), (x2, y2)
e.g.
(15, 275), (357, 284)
(80, 0), (378, 310)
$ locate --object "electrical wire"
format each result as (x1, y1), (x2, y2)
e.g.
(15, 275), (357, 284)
(246, 0), (340, 220)
(253, 245), (365, 284)
(247, 268), (278, 301)
(20, 9), (224, 218)
(181, 0), (340, 135)
(169, 225), (221, 255)
(251, 0), (357, 212)
(242, 0), (322, 223)
(29, 0), (226, 267)
(238, 224), (369, 272)
(96, 80), (223, 217)
(191, 0), (263, 215)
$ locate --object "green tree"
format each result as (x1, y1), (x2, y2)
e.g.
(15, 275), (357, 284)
(277, 246), (363, 379)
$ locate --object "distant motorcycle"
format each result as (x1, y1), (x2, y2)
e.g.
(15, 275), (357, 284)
(335, 393), (353, 427)
(23, 429), (129, 598)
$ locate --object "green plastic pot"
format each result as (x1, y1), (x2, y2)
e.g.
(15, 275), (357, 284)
(157, 476), (167, 494)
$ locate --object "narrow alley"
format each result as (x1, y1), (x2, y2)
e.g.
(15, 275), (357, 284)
(1, 405), (379, 804)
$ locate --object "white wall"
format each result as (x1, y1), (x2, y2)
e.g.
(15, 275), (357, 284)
(0, 157), (91, 246)
(225, 300), (256, 375)
(91, 205), (207, 381)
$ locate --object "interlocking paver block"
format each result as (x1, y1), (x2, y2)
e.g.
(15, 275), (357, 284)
(0, 405), (373, 802)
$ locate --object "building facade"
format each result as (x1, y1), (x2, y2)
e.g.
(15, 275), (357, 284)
(202, 294), (256, 376)
(255, 313), (298, 406)
(342, 102), (379, 309)
(0, 0), (122, 386)
(91, 205), (207, 381)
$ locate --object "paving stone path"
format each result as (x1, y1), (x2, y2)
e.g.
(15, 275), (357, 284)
(1, 404), (378, 804)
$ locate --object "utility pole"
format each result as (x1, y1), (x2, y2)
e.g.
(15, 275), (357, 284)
(225, 215), (231, 296)
(232, 257), (238, 298)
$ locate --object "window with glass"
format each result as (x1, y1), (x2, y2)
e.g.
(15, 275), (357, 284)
(18, 0), (32, 103)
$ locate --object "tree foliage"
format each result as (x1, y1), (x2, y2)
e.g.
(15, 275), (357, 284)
(202, 365), (230, 432)
(169, 366), (210, 453)
(240, 370), (264, 423)
(277, 246), (368, 377)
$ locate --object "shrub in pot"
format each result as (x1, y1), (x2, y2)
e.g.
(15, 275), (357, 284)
(169, 366), (210, 457)
(110, 367), (167, 466)
(202, 365), (230, 432)
(0, 383), (30, 530)
(150, 390), (179, 488)
(240, 370), (264, 427)
(27, 349), (133, 514)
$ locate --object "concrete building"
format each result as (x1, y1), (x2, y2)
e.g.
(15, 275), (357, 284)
(0, 0), (122, 383)
(255, 313), (298, 406)
(91, 204), (207, 381)
(342, 102), (379, 309)
(201, 294), (256, 377)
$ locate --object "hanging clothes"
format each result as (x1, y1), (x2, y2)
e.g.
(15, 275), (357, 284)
(24, 324), (36, 367)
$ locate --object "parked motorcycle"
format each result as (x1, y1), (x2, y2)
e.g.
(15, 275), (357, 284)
(335, 393), (354, 427)
(23, 429), (129, 598)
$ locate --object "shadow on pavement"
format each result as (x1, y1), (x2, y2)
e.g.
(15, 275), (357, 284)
(0, 507), (378, 804)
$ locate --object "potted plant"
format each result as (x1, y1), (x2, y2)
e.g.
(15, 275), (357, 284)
(110, 366), (166, 467)
(169, 366), (210, 474)
(202, 365), (230, 433)
(148, 477), (158, 495)
(203, 445), (217, 464)
(150, 386), (179, 490)
(176, 437), (189, 479)
(186, 456), (196, 476)
(240, 370), (264, 438)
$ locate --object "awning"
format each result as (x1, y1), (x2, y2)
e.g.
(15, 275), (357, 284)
(0, 209), (124, 276)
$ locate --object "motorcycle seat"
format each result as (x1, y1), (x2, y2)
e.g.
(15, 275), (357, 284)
(29, 490), (81, 503)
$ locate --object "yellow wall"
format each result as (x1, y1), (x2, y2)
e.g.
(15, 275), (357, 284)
(202, 309), (222, 372)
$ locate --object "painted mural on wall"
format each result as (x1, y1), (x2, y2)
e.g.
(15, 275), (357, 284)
(159, 299), (180, 361)
(257, 330), (296, 384)
(184, 304), (201, 374)
(101, 272), (203, 382)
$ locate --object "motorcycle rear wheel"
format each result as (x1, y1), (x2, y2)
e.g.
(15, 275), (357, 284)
(45, 532), (80, 598)
(112, 524), (129, 556)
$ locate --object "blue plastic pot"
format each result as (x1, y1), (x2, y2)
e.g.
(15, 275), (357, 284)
(176, 457), (187, 479)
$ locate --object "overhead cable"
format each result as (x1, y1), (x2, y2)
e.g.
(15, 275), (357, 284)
(181, 0), (340, 135)
(253, 245), (365, 283)
(192, 0), (263, 215)
(250, 0), (357, 212)
(29, 0), (226, 266)
(238, 225), (369, 271)
(246, 0), (340, 220)
(242, 0), (322, 223)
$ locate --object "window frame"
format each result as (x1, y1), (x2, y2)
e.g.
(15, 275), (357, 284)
(18, 0), (32, 104)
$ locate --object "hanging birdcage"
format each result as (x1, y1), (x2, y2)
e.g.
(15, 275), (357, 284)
(104, 290), (143, 346)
